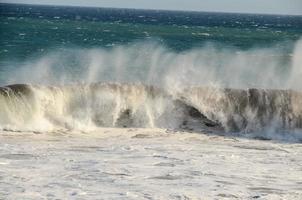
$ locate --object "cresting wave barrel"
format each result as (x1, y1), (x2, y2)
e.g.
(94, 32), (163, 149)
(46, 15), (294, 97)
(0, 83), (302, 134)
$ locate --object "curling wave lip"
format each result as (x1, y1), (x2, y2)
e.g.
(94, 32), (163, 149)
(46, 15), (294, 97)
(0, 83), (301, 140)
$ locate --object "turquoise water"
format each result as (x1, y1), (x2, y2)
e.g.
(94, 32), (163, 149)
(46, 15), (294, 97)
(1, 4), (301, 67)
(1, 4), (302, 87)
(0, 3), (302, 135)
(1, 5), (302, 200)
(0, 3), (302, 88)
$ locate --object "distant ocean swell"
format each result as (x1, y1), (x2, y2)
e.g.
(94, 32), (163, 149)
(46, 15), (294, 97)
(1, 83), (301, 139)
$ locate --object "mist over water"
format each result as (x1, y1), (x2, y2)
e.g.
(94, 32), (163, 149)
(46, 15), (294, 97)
(1, 4), (302, 140)
(0, 39), (302, 141)
(2, 39), (302, 91)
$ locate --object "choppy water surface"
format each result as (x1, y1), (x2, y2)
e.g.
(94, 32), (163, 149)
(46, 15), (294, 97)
(1, 3), (302, 199)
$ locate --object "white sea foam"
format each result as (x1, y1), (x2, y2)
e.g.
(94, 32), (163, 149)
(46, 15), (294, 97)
(0, 83), (301, 141)
(1, 129), (301, 199)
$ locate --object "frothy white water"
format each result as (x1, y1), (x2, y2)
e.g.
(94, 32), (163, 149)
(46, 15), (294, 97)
(1, 129), (301, 199)
(0, 83), (193, 132)
(0, 83), (302, 141)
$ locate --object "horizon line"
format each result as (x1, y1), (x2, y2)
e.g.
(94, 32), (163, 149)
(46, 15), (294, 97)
(1, 2), (302, 17)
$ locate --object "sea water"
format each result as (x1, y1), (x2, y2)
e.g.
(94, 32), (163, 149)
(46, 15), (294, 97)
(0, 3), (302, 199)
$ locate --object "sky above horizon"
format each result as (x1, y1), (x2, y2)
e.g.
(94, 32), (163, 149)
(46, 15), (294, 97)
(1, 0), (302, 15)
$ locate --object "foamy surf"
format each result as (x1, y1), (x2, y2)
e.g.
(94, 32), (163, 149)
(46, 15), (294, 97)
(1, 5), (302, 199)
(1, 128), (302, 199)
(1, 83), (301, 141)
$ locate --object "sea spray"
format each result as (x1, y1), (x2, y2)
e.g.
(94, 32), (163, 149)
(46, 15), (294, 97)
(1, 39), (302, 140)
(0, 83), (301, 141)
(2, 39), (302, 90)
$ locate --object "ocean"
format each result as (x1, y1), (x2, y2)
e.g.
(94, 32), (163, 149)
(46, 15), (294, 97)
(0, 3), (302, 199)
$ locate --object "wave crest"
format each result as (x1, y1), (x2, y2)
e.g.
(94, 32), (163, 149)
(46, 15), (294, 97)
(1, 83), (301, 141)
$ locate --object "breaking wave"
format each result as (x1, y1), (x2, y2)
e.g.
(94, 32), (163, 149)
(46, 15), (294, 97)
(1, 39), (302, 141)
(1, 83), (302, 141)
